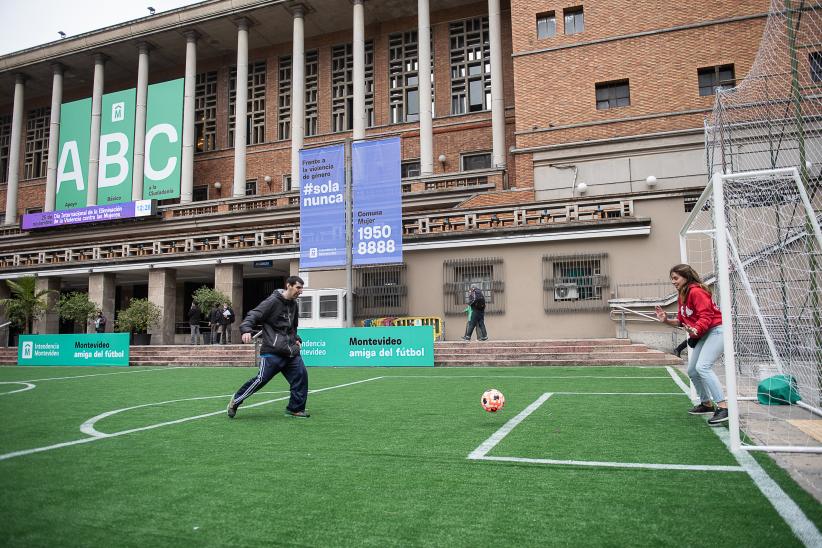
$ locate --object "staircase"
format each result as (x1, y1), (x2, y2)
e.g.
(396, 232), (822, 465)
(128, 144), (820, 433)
(0, 339), (680, 367)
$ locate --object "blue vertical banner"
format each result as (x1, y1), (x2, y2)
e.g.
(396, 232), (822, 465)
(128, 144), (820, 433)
(300, 144), (346, 268)
(352, 137), (403, 265)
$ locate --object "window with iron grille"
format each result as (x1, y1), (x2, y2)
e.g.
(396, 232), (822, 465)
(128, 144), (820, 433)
(461, 152), (492, 171)
(536, 12), (556, 39)
(306, 50), (319, 137)
(278, 55), (292, 140)
(564, 6), (584, 35)
(698, 64), (735, 96)
(319, 295), (339, 318)
(193, 186), (208, 202)
(298, 295), (313, 319)
(245, 179), (257, 196)
(0, 115), (10, 183)
(228, 61), (266, 147)
(543, 253), (609, 312)
(332, 41), (375, 132)
(449, 17), (491, 115)
(195, 71), (217, 153)
(811, 52), (822, 83)
(354, 264), (408, 318)
(389, 30), (434, 124)
(24, 107), (49, 180)
(283, 174), (293, 192)
(595, 80), (630, 110)
(443, 257), (504, 315)
(401, 160), (420, 179)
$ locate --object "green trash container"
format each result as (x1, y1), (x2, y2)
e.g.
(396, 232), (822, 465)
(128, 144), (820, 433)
(757, 374), (801, 405)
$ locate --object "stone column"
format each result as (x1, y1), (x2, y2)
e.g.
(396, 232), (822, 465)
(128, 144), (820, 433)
(418, 0), (434, 175)
(215, 264), (243, 344)
(87, 53), (106, 206)
(88, 272), (116, 334)
(233, 19), (249, 198)
(352, 0), (366, 140)
(4, 74), (25, 225)
(44, 64), (64, 212)
(132, 42), (150, 201)
(291, 5), (305, 186)
(488, 0), (506, 169)
(34, 277), (61, 335)
(181, 32), (198, 204)
(148, 268), (176, 345)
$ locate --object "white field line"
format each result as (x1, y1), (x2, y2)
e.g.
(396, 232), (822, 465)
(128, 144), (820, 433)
(0, 382), (36, 396)
(669, 369), (822, 547)
(0, 376), (383, 462)
(10, 366), (188, 383)
(665, 366), (696, 403)
(467, 391), (745, 473)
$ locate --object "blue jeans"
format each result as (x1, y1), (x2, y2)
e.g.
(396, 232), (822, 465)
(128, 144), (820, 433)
(233, 353), (309, 413)
(687, 325), (726, 403)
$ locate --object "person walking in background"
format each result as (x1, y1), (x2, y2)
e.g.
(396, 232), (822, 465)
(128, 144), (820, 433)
(188, 302), (202, 345)
(655, 263), (728, 426)
(94, 310), (106, 333)
(462, 286), (488, 341)
(210, 304), (223, 345)
(222, 303), (235, 343)
(227, 276), (309, 419)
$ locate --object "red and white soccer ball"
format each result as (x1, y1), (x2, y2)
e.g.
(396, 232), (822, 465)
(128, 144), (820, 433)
(481, 389), (505, 412)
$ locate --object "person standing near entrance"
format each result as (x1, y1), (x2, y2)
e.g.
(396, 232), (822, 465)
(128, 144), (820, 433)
(222, 303), (235, 343)
(94, 310), (106, 333)
(188, 302), (202, 345)
(210, 304), (223, 345)
(227, 276), (309, 419)
(462, 286), (488, 341)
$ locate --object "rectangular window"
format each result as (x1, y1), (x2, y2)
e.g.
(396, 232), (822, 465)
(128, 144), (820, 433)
(331, 41), (375, 132)
(389, 31), (434, 124)
(595, 80), (630, 110)
(0, 115), (11, 183)
(354, 264), (408, 318)
(698, 64), (735, 96)
(401, 160), (421, 179)
(543, 253), (609, 311)
(25, 207), (42, 214)
(443, 257), (504, 315)
(283, 174), (293, 192)
(306, 50), (319, 137)
(245, 180), (257, 196)
(319, 295), (339, 318)
(537, 12), (556, 39)
(278, 55), (292, 140)
(461, 152), (492, 171)
(811, 52), (822, 83)
(450, 17), (491, 114)
(193, 186), (208, 202)
(195, 71), (218, 152)
(24, 107), (49, 179)
(228, 61), (266, 147)
(298, 295), (313, 319)
(564, 7), (584, 35)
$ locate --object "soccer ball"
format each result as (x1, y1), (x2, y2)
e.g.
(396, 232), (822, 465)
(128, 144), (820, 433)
(481, 389), (505, 412)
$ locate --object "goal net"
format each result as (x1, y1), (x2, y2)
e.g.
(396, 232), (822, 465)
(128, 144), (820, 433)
(693, 0), (822, 453)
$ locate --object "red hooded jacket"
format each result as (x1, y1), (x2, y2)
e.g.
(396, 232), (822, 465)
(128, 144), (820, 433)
(677, 283), (722, 338)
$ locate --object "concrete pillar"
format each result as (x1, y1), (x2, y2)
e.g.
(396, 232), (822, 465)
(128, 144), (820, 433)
(488, 0), (506, 169)
(418, 0), (433, 175)
(181, 32), (198, 204)
(44, 64), (64, 212)
(34, 277), (60, 335)
(133, 43), (150, 201)
(352, 0), (366, 139)
(215, 264), (243, 344)
(88, 272), (116, 334)
(0, 281), (10, 346)
(148, 268), (176, 345)
(291, 6), (305, 186)
(4, 74), (25, 225)
(233, 18), (249, 198)
(87, 53), (106, 206)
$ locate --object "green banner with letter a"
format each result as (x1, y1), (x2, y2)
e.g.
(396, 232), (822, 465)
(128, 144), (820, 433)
(18, 334), (130, 366)
(55, 98), (92, 210)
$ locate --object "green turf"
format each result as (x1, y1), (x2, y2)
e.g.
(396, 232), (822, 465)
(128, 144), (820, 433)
(0, 365), (818, 547)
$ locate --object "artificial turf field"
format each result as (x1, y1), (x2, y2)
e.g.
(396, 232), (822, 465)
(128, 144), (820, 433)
(0, 365), (820, 547)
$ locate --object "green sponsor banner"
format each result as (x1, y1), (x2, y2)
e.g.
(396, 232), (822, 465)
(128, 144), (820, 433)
(144, 78), (183, 200)
(298, 326), (434, 367)
(56, 98), (92, 210)
(98, 88), (136, 205)
(18, 334), (130, 366)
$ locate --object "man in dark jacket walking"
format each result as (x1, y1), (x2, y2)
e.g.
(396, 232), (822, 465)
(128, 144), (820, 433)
(227, 276), (309, 419)
(188, 302), (202, 344)
(462, 286), (488, 341)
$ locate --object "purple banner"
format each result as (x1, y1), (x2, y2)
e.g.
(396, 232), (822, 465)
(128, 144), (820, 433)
(22, 200), (155, 230)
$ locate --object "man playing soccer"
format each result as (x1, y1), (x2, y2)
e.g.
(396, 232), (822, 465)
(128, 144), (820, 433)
(227, 276), (310, 419)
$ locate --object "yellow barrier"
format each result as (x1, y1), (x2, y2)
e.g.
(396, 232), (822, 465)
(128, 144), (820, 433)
(390, 316), (444, 340)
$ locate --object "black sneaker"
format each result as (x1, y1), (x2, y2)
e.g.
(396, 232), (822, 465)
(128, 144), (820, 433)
(479, 337), (488, 341)
(707, 407), (729, 426)
(227, 398), (238, 419)
(461, 336), (470, 341)
(688, 403), (715, 415)
(285, 410), (310, 419)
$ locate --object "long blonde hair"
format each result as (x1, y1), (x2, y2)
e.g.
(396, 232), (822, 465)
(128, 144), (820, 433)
(670, 263), (711, 301)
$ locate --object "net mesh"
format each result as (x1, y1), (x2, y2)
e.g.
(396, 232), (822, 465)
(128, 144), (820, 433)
(698, 0), (822, 452)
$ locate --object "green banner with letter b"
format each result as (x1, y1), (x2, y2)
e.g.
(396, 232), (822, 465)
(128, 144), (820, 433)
(18, 334), (130, 366)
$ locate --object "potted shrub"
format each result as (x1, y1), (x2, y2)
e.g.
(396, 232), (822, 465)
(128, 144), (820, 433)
(57, 291), (97, 333)
(192, 286), (232, 344)
(115, 298), (161, 345)
(0, 276), (55, 336)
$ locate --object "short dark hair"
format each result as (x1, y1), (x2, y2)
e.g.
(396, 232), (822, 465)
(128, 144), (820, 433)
(285, 275), (305, 287)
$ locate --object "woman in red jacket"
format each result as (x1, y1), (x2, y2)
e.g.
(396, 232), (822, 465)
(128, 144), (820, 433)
(655, 264), (729, 426)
